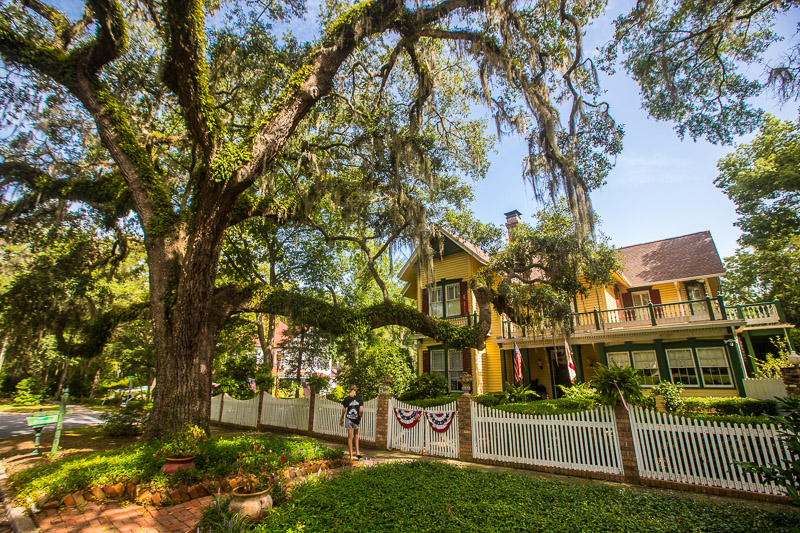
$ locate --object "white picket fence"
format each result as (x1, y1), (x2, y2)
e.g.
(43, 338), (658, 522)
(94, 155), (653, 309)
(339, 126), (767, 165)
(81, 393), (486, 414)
(471, 404), (624, 475)
(312, 395), (377, 443)
(210, 394), (222, 421)
(260, 395), (310, 431)
(629, 407), (790, 495)
(388, 399), (459, 459)
(219, 394), (260, 427)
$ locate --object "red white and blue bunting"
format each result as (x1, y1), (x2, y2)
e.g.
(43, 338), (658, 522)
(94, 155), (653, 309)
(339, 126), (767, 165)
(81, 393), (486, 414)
(424, 411), (456, 433)
(393, 407), (422, 429)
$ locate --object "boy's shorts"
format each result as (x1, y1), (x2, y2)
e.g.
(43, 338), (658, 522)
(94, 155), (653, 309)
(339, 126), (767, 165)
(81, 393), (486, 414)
(345, 419), (360, 430)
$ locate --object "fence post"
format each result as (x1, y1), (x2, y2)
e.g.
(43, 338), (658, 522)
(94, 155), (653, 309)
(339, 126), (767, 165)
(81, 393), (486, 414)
(375, 374), (394, 450)
(614, 404), (641, 484)
(218, 393), (225, 422)
(308, 392), (316, 434)
(257, 390), (265, 427)
(781, 366), (800, 397)
(457, 373), (474, 462)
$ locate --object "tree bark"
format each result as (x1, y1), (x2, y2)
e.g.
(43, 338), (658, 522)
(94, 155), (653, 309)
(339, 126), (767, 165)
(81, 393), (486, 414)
(54, 357), (70, 399)
(89, 353), (106, 400)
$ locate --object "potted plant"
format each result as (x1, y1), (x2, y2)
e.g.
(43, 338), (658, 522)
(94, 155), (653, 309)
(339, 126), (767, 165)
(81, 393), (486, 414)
(156, 424), (208, 475)
(228, 441), (280, 520)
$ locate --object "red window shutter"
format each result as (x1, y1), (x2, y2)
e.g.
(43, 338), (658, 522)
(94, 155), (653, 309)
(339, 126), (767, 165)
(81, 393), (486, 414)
(621, 292), (633, 307)
(459, 281), (469, 315)
(621, 292), (634, 321)
(422, 350), (430, 374)
(614, 286), (622, 308)
(421, 288), (429, 315)
(648, 289), (662, 304)
(462, 347), (472, 374)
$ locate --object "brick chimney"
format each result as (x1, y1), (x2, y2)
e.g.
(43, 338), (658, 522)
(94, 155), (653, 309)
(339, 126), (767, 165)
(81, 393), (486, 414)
(504, 210), (522, 241)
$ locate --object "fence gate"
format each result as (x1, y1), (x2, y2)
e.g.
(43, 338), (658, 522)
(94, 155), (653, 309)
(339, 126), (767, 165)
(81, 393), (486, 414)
(388, 399), (459, 459)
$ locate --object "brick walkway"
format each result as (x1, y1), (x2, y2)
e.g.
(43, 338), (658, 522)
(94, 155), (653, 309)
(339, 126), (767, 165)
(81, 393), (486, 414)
(35, 495), (213, 532)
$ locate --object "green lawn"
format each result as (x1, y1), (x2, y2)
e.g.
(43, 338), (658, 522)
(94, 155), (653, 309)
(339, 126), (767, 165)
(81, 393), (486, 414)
(253, 461), (798, 533)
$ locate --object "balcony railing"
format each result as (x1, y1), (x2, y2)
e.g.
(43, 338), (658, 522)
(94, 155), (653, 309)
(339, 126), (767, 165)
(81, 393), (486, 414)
(500, 298), (786, 338)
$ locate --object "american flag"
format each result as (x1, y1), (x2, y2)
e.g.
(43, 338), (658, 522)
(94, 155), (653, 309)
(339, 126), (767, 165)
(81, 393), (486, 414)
(248, 377), (257, 393)
(513, 343), (523, 384)
(565, 339), (577, 383)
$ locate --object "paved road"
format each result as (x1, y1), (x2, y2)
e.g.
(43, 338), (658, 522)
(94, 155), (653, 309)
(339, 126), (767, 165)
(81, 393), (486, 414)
(0, 406), (104, 439)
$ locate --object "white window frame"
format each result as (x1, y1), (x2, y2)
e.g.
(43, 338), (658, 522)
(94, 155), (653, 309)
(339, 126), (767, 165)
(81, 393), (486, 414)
(448, 349), (464, 392)
(445, 283), (461, 317)
(666, 348), (700, 387)
(430, 349), (447, 383)
(696, 347), (733, 387)
(631, 291), (651, 307)
(429, 287), (444, 317)
(632, 350), (660, 386)
(606, 351), (631, 368)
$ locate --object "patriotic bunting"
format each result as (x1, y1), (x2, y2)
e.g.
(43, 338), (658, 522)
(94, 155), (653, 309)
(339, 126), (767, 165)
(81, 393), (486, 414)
(425, 411), (456, 433)
(393, 407), (422, 429)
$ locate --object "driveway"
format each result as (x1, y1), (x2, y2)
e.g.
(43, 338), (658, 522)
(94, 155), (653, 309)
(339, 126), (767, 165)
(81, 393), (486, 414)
(0, 406), (104, 439)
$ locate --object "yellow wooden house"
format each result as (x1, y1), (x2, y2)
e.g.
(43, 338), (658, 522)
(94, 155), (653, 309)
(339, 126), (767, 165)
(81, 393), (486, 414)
(397, 212), (795, 399)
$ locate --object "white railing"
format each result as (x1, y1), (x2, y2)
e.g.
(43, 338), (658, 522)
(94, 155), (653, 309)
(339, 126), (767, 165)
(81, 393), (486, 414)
(312, 395), (377, 443)
(743, 378), (788, 400)
(726, 303), (780, 325)
(211, 394), (222, 422)
(219, 394), (259, 427)
(388, 399), (459, 458)
(260, 395), (310, 431)
(471, 404), (623, 475)
(629, 407), (789, 495)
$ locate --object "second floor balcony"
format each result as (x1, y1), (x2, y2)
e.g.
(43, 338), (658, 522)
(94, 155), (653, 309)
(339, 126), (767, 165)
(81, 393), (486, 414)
(500, 299), (787, 339)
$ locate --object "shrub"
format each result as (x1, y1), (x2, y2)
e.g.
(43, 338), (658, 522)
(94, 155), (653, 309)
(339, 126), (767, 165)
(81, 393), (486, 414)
(740, 394), (800, 504)
(398, 374), (448, 402)
(13, 378), (43, 406)
(557, 382), (598, 404)
(496, 398), (595, 416)
(650, 381), (685, 412)
(155, 424), (209, 459)
(326, 385), (346, 402)
(308, 375), (329, 395)
(402, 394), (461, 408)
(680, 397), (777, 417)
(503, 382), (539, 403)
(474, 391), (507, 407)
(591, 365), (645, 407)
(752, 337), (793, 379)
(100, 402), (150, 436)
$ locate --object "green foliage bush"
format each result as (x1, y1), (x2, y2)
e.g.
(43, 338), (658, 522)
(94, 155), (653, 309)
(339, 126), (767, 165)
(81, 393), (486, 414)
(154, 424), (209, 459)
(495, 399), (596, 416)
(473, 391), (506, 407)
(13, 377), (43, 406)
(252, 461), (798, 532)
(337, 344), (414, 400)
(398, 374), (448, 402)
(680, 397), (777, 417)
(740, 394), (800, 503)
(503, 381), (540, 403)
(402, 394), (461, 408)
(557, 382), (598, 404)
(650, 381), (685, 412)
(326, 385), (346, 402)
(591, 365), (645, 407)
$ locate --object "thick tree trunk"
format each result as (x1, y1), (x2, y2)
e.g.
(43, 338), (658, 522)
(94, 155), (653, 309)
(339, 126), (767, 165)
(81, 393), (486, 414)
(89, 354), (106, 400)
(54, 358), (70, 399)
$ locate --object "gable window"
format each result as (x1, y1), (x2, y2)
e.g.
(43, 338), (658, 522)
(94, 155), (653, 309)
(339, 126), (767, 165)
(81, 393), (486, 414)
(696, 347), (732, 386)
(445, 283), (461, 316)
(666, 348), (699, 386)
(607, 352), (630, 367)
(429, 287), (444, 317)
(631, 291), (651, 307)
(632, 350), (660, 385)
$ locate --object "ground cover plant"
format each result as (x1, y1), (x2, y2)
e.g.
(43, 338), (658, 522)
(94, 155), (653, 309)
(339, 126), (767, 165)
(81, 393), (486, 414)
(246, 461), (798, 532)
(8, 433), (341, 506)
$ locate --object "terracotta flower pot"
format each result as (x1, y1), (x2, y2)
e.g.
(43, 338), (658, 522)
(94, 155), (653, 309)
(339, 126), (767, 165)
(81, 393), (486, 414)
(229, 486), (273, 521)
(161, 455), (196, 475)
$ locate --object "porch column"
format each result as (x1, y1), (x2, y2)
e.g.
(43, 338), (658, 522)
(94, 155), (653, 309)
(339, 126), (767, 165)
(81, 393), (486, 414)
(653, 340), (671, 383)
(375, 374), (393, 450)
(457, 373), (474, 462)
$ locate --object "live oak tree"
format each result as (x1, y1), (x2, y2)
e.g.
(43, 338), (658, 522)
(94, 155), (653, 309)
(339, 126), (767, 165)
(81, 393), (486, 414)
(716, 115), (800, 326)
(1, 0), (794, 436)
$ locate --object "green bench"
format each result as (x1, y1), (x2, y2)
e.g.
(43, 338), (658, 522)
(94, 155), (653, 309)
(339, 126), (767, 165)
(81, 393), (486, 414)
(26, 411), (61, 456)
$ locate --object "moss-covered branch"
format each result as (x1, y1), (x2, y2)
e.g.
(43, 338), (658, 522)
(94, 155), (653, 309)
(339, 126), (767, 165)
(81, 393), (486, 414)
(220, 285), (488, 350)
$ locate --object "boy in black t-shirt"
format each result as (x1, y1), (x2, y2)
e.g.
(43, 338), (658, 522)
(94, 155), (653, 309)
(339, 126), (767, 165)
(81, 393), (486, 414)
(339, 385), (363, 461)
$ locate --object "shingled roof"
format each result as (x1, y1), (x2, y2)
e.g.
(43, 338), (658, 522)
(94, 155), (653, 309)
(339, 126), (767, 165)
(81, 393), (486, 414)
(617, 231), (725, 287)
